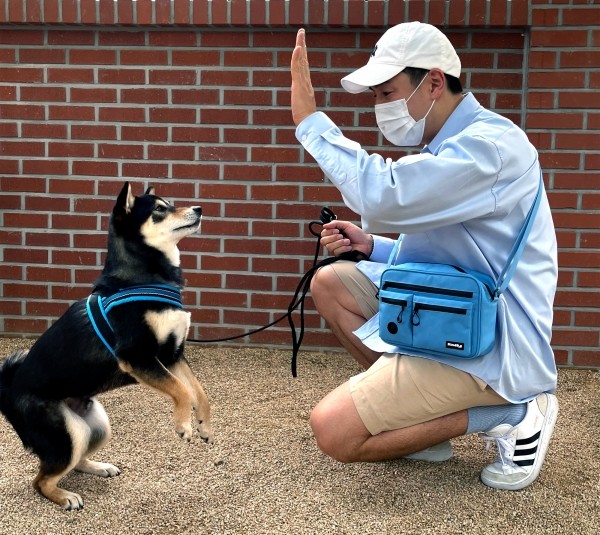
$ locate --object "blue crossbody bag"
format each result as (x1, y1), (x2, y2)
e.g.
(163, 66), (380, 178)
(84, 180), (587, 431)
(378, 178), (543, 359)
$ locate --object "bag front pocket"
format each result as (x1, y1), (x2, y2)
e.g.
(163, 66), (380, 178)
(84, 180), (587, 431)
(411, 296), (473, 356)
(379, 291), (413, 346)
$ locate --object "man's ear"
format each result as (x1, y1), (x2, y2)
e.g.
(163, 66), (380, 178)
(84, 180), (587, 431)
(145, 186), (155, 195)
(115, 182), (135, 215)
(428, 68), (446, 99)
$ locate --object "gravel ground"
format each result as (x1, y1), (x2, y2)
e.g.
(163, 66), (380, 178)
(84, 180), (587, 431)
(0, 336), (598, 535)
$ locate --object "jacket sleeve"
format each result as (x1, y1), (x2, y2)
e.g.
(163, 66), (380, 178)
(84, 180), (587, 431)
(296, 112), (503, 234)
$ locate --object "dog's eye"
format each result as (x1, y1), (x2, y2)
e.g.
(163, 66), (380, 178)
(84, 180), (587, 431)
(153, 204), (167, 213)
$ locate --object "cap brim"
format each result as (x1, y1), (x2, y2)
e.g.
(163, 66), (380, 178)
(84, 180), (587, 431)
(341, 63), (405, 94)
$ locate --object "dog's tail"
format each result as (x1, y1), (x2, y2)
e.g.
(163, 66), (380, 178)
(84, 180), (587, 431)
(0, 350), (28, 414)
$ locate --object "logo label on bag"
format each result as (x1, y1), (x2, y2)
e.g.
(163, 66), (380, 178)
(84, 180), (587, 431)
(446, 341), (464, 350)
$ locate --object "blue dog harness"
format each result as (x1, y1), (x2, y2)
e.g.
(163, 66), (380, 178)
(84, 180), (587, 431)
(86, 284), (183, 356)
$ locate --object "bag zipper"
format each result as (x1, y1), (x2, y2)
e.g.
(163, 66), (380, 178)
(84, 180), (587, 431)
(382, 281), (473, 298)
(411, 302), (468, 326)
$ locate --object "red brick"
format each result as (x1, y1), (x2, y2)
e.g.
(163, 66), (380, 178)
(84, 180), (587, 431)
(71, 87), (117, 103)
(527, 112), (583, 130)
(26, 232), (70, 248)
(20, 86), (66, 102)
(192, 0), (210, 25)
(531, 29), (588, 48)
(70, 49), (116, 65)
(0, 140), (44, 157)
(98, 0), (115, 24)
(121, 88), (168, 104)
(134, 0), (152, 25)
(71, 160), (119, 176)
(149, 69), (197, 85)
(529, 71), (585, 89)
(572, 351), (600, 368)
(21, 123), (68, 139)
(97, 144), (144, 160)
(47, 67), (94, 83)
(123, 125), (168, 142)
(0, 67), (43, 83)
(173, 0), (190, 25)
(150, 31), (198, 47)
(71, 125), (117, 140)
(48, 30), (94, 45)
(562, 7), (600, 26)
(510, 0), (529, 26)
(122, 162), (169, 178)
(111, 0), (131, 23)
(555, 133), (600, 151)
(532, 7), (559, 26)
(49, 104), (95, 121)
(560, 50), (600, 69)
(528, 51), (557, 70)
(148, 145), (195, 161)
(48, 142), (94, 158)
(98, 69), (146, 85)
(469, 0), (487, 26)
(560, 92), (600, 109)
(99, 107), (146, 122)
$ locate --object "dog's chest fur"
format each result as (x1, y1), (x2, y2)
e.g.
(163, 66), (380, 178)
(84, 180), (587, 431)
(145, 309), (191, 346)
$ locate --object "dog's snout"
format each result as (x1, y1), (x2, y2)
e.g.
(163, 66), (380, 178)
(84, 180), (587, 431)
(193, 206), (202, 216)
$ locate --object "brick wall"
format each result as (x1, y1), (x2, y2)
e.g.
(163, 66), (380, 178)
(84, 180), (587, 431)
(0, 1), (598, 367)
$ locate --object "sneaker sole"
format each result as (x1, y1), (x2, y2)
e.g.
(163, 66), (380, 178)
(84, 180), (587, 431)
(480, 393), (559, 491)
(404, 441), (453, 462)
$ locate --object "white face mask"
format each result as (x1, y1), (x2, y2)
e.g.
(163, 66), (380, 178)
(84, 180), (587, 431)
(375, 73), (435, 146)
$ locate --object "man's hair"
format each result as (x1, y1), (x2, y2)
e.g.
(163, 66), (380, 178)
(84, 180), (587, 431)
(403, 67), (463, 95)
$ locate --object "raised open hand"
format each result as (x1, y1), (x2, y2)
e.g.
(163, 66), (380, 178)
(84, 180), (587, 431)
(291, 28), (317, 125)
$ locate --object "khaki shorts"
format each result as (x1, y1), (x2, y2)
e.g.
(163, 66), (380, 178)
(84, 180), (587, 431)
(329, 260), (508, 435)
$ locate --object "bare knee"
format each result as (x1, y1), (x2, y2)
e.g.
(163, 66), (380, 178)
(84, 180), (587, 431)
(310, 402), (361, 464)
(310, 265), (343, 314)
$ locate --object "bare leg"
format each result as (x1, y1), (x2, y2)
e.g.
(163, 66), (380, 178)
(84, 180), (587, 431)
(310, 382), (467, 463)
(310, 265), (381, 369)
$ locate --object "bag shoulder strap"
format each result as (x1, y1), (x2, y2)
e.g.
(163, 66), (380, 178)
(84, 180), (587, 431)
(494, 174), (543, 297)
(386, 173), (544, 297)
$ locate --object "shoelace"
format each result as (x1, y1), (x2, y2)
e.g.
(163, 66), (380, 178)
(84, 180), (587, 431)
(480, 433), (516, 466)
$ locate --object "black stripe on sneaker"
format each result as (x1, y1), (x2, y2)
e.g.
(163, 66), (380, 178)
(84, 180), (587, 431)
(515, 458), (535, 467)
(515, 446), (538, 457)
(516, 430), (541, 446)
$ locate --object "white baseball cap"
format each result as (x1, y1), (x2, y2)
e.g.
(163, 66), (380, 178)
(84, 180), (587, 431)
(341, 21), (461, 94)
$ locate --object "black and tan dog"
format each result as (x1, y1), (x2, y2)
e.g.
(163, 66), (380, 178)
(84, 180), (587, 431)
(0, 182), (213, 510)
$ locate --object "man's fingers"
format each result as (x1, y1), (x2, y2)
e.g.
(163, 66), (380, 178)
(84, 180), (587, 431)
(296, 28), (305, 49)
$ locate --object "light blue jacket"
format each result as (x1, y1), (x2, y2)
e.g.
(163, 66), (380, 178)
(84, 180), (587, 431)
(296, 93), (558, 403)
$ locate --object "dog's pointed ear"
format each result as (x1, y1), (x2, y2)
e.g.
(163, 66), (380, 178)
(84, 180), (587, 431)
(116, 182), (135, 215)
(145, 186), (155, 195)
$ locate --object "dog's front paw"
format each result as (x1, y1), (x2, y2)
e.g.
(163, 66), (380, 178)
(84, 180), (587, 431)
(196, 420), (214, 444)
(176, 422), (193, 441)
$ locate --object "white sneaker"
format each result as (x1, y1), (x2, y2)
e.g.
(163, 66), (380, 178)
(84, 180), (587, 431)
(479, 393), (558, 490)
(404, 440), (453, 462)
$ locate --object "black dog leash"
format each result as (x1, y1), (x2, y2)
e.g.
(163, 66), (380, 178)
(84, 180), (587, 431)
(187, 207), (367, 377)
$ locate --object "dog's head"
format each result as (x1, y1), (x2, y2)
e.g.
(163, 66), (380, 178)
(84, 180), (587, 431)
(112, 182), (202, 266)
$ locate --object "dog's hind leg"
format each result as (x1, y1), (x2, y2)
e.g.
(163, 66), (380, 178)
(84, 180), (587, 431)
(71, 398), (121, 478)
(30, 402), (91, 510)
(33, 465), (84, 511)
(169, 360), (214, 443)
